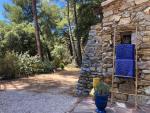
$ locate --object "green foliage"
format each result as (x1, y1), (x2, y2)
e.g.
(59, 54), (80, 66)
(4, 3), (24, 23)
(0, 23), (36, 55)
(59, 63), (65, 70)
(16, 51), (54, 76)
(76, 3), (102, 45)
(0, 0), (105, 77)
(0, 51), (54, 79)
(0, 51), (18, 79)
(16, 52), (42, 75)
(95, 82), (110, 96)
(4, 0), (33, 23)
(51, 44), (72, 67)
(40, 2), (60, 37)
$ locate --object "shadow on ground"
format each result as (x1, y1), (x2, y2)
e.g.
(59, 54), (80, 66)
(0, 67), (80, 95)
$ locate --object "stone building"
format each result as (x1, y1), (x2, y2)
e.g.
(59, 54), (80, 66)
(76, 0), (150, 105)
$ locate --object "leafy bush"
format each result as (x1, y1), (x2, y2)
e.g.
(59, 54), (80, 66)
(0, 51), (18, 79)
(0, 51), (54, 79)
(42, 60), (54, 72)
(16, 52), (42, 76)
(0, 23), (36, 56)
(51, 44), (71, 67)
(59, 63), (65, 70)
(16, 52), (54, 76)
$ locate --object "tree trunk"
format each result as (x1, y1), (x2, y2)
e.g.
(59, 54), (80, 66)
(45, 26), (52, 61)
(46, 46), (52, 61)
(73, 0), (82, 66)
(67, 0), (77, 60)
(67, 35), (73, 56)
(32, 0), (43, 60)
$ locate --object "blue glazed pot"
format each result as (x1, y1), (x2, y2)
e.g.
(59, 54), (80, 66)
(95, 94), (109, 113)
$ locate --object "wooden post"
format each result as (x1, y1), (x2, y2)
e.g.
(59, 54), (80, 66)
(111, 23), (117, 104)
(135, 24), (138, 108)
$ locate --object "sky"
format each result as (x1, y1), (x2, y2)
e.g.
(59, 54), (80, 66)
(0, 0), (12, 21)
(0, 0), (65, 21)
(53, 0), (65, 7)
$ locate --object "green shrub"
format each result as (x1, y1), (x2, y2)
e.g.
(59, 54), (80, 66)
(16, 52), (54, 75)
(51, 44), (72, 67)
(0, 51), (54, 79)
(42, 60), (54, 72)
(16, 52), (42, 75)
(59, 63), (65, 70)
(0, 51), (18, 79)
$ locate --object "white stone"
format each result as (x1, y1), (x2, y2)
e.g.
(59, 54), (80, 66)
(138, 61), (150, 69)
(119, 3), (130, 10)
(90, 67), (96, 71)
(144, 7), (150, 15)
(146, 26), (150, 30)
(135, 0), (149, 5)
(103, 27), (111, 31)
(103, 10), (113, 17)
(144, 75), (150, 80)
(113, 15), (121, 22)
(143, 37), (150, 42)
(118, 17), (131, 25)
(91, 25), (96, 30)
(142, 70), (150, 74)
(103, 17), (110, 23)
(89, 30), (96, 36)
(103, 22), (113, 26)
(127, 0), (134, 2)
(97, 67), (102, 72)
(136, 12), (145, 21)
(139, 20), (150, 26)
(144, 86), (150, 95)
(107, 68), (113, 73)
(144, 31), (150, 36)
(122, 11), (130, 18)
(102, 35), (112, 41)
(101, 0), (116, 7)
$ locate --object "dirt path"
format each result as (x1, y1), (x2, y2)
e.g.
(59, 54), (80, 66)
(0, 67), (80, 113)
(0, 67), (80, 94)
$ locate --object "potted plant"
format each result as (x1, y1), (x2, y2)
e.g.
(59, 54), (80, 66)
(94, 81), (110, 113)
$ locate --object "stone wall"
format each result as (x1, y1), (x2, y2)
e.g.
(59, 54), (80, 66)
(76, 24), (103, 96)
(76, 0), (150, 105)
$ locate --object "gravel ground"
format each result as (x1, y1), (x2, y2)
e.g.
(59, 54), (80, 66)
(0, 67), (80, 113)
(0, 89), (77, 113)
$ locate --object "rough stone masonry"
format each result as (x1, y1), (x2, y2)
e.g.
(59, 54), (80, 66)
(76, 0), (150, 105)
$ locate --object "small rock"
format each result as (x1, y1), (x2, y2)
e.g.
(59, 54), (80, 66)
(135, 0), (149, 5)
(144, 7), (150, 15)
(142, 70), (150, 74)
(118, 17), (131, 25)
(144, 86), (150, 95)
(103, 10), (113, 17)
